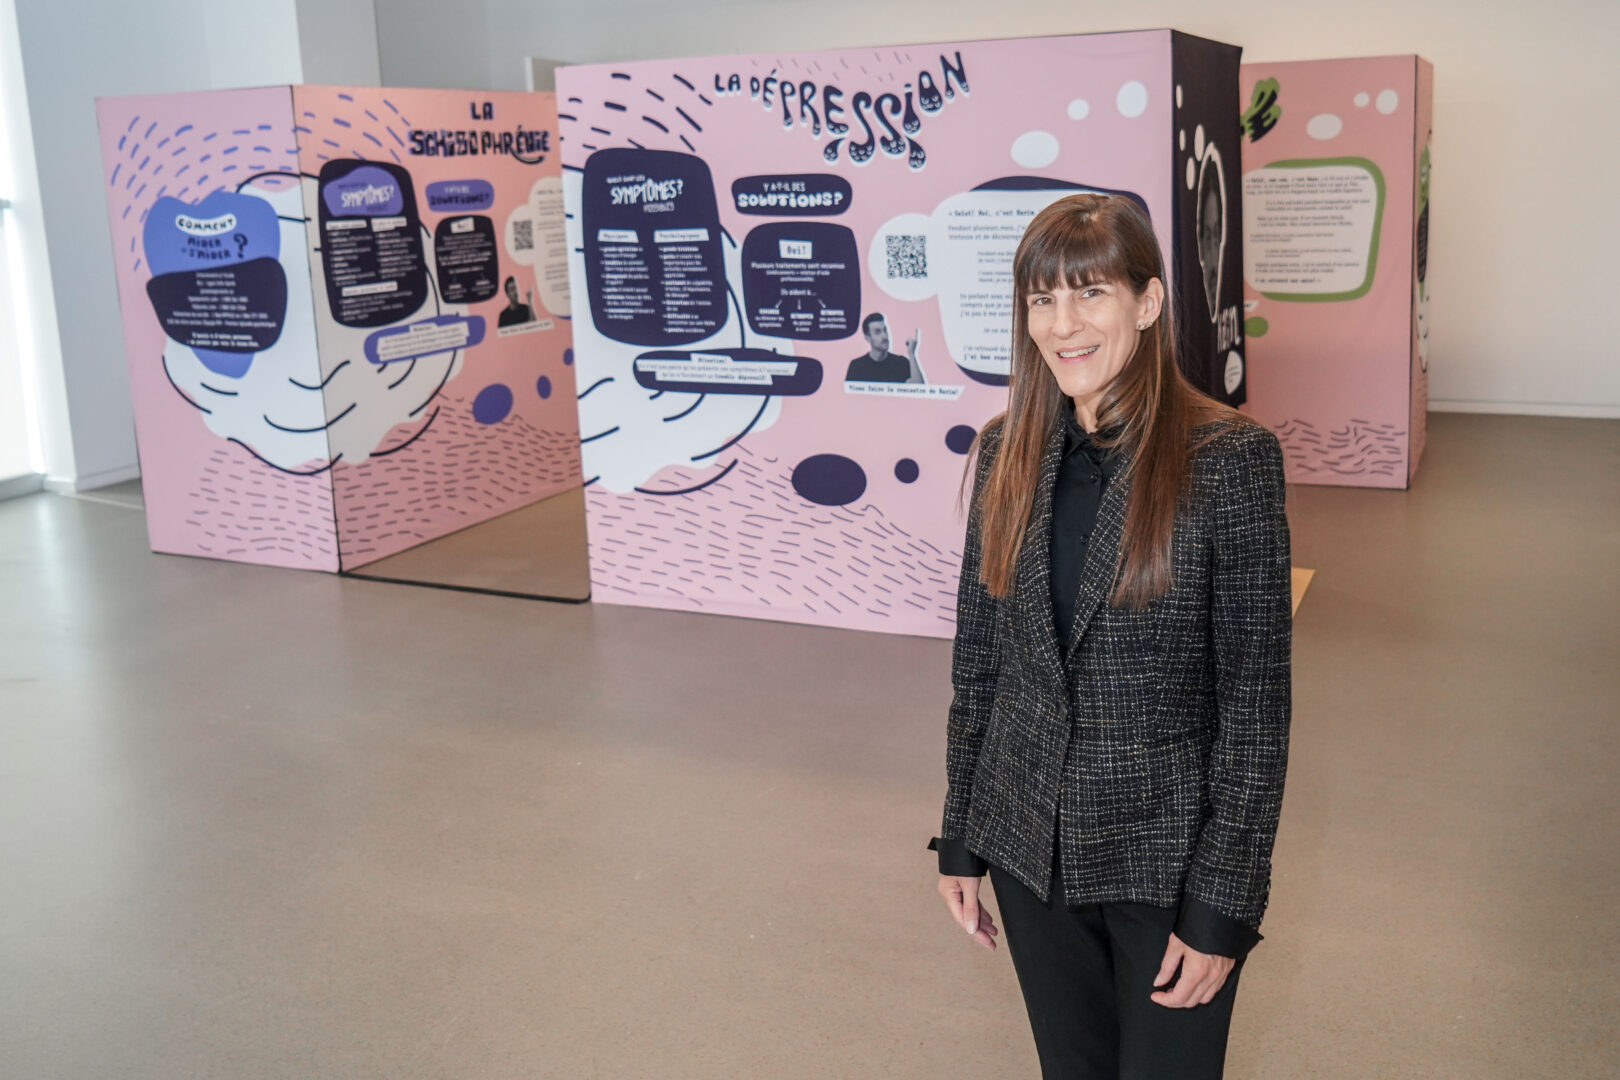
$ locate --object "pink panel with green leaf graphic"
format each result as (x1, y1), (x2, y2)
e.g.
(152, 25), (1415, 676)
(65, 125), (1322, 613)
(1239, 55), (1432, 489)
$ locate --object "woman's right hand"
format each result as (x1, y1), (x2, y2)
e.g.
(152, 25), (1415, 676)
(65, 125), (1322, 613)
(938, 875), (999, 950)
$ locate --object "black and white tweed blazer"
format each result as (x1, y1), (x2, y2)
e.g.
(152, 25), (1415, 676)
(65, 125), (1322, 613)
(936, 411), (1292, 948)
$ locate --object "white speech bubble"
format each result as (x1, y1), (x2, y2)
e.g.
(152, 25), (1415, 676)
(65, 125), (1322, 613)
(506, 175), (571, 318)
(1243, 162), (1382, 297)
(870, 185), (1107, 381)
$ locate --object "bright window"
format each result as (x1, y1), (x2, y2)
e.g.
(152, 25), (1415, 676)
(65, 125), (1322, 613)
(0, 193), (33, 482)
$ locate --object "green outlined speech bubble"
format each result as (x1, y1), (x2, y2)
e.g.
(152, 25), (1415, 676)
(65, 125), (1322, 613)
(1242, 157), (1385, 303)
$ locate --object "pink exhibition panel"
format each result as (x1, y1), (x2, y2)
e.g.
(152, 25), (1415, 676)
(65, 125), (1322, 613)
(560, 31), (1245, 638)
(97, 88), (335, 569)
(293, 87), (580, 567)
(96, 86), (579, 571)
(1239, 56), (1433, 488)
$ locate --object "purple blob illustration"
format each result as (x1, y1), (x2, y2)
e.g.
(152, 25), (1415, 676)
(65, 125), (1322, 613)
(945, 424), (977, 454)
(791, 454), (867, 507)
(536, 375), (553, 399)
(472, 383), (514, 425)
(894, 458), (920, 483)
(563, 348), (574, 366)
(191, 349), (256, 379)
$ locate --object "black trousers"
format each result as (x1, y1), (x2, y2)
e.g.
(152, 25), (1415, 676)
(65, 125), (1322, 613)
(988, 849), (1246, 1080)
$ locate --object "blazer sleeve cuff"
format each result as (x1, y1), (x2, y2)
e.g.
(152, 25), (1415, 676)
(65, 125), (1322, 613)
(927, 836), (988, 877)
(1174, 895), (1264, 960)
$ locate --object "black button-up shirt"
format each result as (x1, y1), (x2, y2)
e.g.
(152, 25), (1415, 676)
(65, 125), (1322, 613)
(928, 409), (1260, 958)
(1049, 409), (1122, 647)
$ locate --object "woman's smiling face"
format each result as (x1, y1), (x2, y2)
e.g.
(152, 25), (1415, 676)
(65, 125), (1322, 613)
(1025, 277), (1163, 426)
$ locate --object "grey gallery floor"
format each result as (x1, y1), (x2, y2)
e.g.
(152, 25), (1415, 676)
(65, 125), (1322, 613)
(2, 413), (1617, 1080)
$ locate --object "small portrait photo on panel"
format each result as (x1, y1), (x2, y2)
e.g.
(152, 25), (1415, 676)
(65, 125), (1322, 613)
(845, 311), (925, 385)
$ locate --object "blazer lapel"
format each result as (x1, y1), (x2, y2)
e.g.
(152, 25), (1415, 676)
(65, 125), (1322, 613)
(1013, 416), (1068, 692)
(1063, 451), (1133, 660)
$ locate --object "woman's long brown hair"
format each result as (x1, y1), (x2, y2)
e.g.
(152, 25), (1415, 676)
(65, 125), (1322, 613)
(966, 193), (1255, 608)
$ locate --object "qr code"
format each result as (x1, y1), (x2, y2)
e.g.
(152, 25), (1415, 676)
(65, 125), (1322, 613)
(885, 234), (927, 279)
(512, 219), (534, 252)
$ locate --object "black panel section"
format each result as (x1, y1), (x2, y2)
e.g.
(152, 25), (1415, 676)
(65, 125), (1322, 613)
(1170, 32), (1246, 406)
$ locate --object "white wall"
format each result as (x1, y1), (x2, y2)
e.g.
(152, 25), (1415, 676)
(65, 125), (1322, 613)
(0, 202), (37, 482)
(376, 0), (1620, 417)
(376, 0), (491, 92)
(2, 0), (72, 484)
(202, 3), (304, 87)
(298, 0), (383, 87)
(7, 0), (378, 491)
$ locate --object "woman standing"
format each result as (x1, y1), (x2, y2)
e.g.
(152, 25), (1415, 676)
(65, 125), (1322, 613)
(927, 194), (1292, 1079)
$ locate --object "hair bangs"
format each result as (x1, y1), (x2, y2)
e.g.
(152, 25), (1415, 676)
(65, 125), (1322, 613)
(1015, 205), (1134, 297)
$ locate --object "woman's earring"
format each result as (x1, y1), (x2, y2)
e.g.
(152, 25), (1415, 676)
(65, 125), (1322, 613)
(1136, 322), (1147, 331)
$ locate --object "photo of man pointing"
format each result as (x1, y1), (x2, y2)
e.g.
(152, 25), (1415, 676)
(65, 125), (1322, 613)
(845, 312), (924, 384)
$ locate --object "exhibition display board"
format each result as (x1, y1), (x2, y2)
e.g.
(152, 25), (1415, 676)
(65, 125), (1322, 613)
(559, 30), (1244, 636)
(1239, 55), (1433, 487)
(96, 86), (579, 570)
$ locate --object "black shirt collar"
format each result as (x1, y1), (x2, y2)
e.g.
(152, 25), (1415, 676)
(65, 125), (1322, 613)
(1061, 409), (1122, 460)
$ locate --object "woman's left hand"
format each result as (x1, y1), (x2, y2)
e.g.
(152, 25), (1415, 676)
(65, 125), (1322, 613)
(1149, 932), (1235, 1008)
